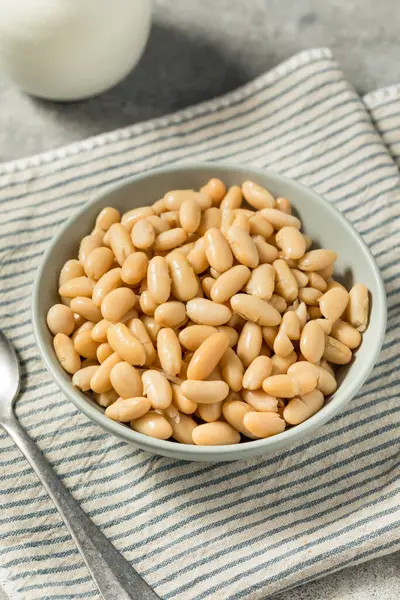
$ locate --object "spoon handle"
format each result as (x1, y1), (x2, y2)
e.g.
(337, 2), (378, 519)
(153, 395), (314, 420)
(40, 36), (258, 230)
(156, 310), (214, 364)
(3, 416), (160, 600)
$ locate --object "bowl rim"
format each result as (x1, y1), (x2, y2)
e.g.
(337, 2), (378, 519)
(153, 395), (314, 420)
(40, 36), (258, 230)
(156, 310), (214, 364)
(31, 161), (387, 458)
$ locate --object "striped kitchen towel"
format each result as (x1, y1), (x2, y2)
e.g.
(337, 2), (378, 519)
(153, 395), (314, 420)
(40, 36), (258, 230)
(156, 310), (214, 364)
(0, 47), (399, 600)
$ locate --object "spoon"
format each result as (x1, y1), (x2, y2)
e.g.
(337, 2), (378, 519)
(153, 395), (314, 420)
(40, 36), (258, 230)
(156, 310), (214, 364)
(0, 329), (160, 600)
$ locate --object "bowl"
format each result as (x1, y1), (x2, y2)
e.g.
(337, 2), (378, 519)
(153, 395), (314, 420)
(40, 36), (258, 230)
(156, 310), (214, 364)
(32, 163), (387, 461)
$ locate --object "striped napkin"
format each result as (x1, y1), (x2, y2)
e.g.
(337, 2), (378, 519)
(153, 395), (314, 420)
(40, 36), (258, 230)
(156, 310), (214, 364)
(0, 48), (399, 600)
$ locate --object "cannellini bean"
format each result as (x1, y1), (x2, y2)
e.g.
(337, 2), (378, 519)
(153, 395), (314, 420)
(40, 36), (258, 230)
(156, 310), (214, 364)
(142, 370), (172, 409)
(220, 347), (244, 392)
(96, 342), (113, 363)
(108, 223), (135, 266)
(161, 210), (180, 228)
(273, 329), (294, 358)
(248, 215), (274, 239)
(291, 269), (309, 288)
(222, 400), (256, 436)
(53, 333), (81, 374)
(319, 287), (349, 321)
(216, 326), (239, 347)
(307, 271), (328, 292)
(262, 325), (279, 349)
(131, 219), (155, 249)
(107, 323), (146, 365)
(241, 389), (278, 412)
(178, 324), (218, 350)
(204, 227), (233, 273)
(242, 356), (272, 390)
(273, 259), (298, 303)
(227, 226), (259, 268)
(72, 365), (99, 391)
(232, 211), (249, 232)
(121, 252), (148, 285)
(281, 311), (301, 340)
(300, 320), (326, 363)
(90, 352), (121, 393)
(323, 336), (352, 364)
(59, 259), (85, 287)
(252, 235), (279, 264)
(101, 287), (136, 322)
(106, 397), (151, 422)
(262, 372), (317, 397)
(180, 380), (229, 404)
(346, 283), (369, 331)
(308, 305), (323, 319)
(297, 249), (337, 272)
(147, 214), (170, 234)
(192, 421), (240, 445)
(243, 412), (286, 438)
(220, 186), (243, 210)
(127, 318), (157, 365)
(314, 318), (333, 335)
(197, 402), (223, 423)
(230, 294), (281, 326)
(186, 298), (232, 326)
(166, 251), (198, 301)
(276, 197), (291, 214)
(95, 206), (120, 231)
(154, 228), (188, 252)
(283, 389), (324, 425)
(210, 265), (251, 303)
(157, 328), (182, 376)
(187, 238), (209, 274)
(94, 389), (119, 407)
(70, 297), (102, 323)
(245, 264), (275, 300)
(220, 209), (235, 236)
(110, 362), (143, 398)
(59, 276), (94, 299)
(165, 411), (197, 444)
(275, 226), (306, 259)
(47, 304), (75, 336)
(237, 321), (263, 368)
(242, 180), (274, 210)
(201, 178), (226, 205)
(92, 267), (122, 307)
(74, 329), (100, 360)
(198, 207), (222, 236)
(91, 319), (112, 343)
(171, 383), (197, 414)
(131, 411), (172, 439)
(287, 361), (337, 395)
(187, 332), (230, 380)
(331, 319), (362, 349)
(154, 301), (186, 328)
(179, 197), (202, 233)
(78, 235), (103, 265)
(140, 315), (161, 344)
(271, 351), (297, 375)
(139, 290), (158, 316)
(121, 206), (154, 231)
(164, 189), (211, 211)
(84, 247), (114, 280)
(298, 287), (323, 306)
(260, 208), (301, 230)
(316, 264), (334, 279)
(147, 256), (171, 304)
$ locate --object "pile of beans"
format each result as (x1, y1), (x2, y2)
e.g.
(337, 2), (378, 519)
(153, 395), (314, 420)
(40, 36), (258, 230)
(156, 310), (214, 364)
(47, 178), (369, 445)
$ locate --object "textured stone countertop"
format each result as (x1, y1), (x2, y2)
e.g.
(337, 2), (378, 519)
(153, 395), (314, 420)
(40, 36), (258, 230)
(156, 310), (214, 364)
(0, 1), (399, 598)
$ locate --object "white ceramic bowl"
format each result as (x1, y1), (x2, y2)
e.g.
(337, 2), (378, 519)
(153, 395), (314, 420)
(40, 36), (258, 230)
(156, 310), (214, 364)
(32, 163), (387, 461)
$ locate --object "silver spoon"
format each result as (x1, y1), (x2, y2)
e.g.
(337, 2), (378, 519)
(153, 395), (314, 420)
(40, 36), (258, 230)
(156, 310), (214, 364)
(0, 329), (160, 600)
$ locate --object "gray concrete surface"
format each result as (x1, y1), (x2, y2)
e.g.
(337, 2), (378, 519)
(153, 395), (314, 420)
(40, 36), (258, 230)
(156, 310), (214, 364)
(0, 0), (399, 598)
